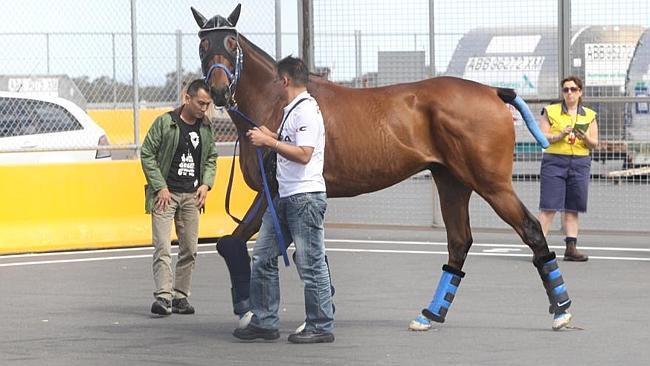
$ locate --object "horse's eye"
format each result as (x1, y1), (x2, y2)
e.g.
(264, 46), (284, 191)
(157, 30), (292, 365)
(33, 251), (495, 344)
(224, 35), (237, 53)
(199, 39), (210, 59)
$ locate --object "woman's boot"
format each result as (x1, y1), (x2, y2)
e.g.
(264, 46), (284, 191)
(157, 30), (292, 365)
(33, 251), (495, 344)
(563, 237), (588, 262)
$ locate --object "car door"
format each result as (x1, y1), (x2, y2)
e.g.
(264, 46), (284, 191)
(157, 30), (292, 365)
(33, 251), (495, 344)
(0, 96), (92, 163)
(0, 96), (43, 163)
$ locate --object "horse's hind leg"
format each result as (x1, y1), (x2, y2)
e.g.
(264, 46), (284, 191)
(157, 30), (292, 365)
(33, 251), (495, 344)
(410, 165), (473, 331)
(480, 185), (573, 330)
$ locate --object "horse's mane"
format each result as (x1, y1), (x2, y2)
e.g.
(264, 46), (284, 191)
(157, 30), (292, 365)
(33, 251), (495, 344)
(239, 33), (326, 82)
(238, 34), (276, 65)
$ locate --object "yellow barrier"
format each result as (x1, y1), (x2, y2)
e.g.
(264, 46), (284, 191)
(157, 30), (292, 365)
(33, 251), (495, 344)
(88, 108), (171, 145)
(0, 158), (256, 255)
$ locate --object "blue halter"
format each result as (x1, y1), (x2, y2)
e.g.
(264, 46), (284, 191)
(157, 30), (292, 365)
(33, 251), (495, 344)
(203, 43), (243, 108)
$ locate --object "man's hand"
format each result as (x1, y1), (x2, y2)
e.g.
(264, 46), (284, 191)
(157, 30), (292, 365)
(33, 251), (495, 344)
(257, 125), (276, 137)
(246, 127), (274, 147)
(155, 188), (171, 211)
(195, 184), (209, 208)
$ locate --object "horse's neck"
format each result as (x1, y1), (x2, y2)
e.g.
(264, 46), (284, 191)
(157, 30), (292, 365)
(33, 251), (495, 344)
(236, 37), (286, 129)
(232, 37), (287, 187)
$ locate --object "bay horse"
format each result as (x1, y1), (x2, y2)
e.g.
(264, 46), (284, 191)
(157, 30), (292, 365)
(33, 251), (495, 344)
(192, 4), (574, 331)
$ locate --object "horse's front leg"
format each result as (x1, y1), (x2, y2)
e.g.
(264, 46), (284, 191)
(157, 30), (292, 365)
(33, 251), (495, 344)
(409, 166), (473, 331)
(216, 191), (267, 320)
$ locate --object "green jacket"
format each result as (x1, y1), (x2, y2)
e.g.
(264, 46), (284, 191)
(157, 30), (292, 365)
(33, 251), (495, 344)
(140, 107), (219, 213)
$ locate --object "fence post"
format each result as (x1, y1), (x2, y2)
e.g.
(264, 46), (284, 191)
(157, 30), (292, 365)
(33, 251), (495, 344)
(354, 30), (362, 86)
(275, 0), (282, 60)
(112, 33), (117, 107)
(431, 178), (441, 227)
(429, 0), (436, 77)
(130, 0), (140, 156)
(298, 0), (314, 71)
(176, 29), (183, 105)
(46, 33), (50, 74)
(558, 0), (571, 86)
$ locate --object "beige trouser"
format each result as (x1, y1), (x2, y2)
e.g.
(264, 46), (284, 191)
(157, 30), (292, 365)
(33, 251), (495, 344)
(152, 191), (199, 301)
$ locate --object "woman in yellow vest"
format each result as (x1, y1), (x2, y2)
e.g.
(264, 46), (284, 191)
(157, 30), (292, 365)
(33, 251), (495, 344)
(538, 76), (599, 262)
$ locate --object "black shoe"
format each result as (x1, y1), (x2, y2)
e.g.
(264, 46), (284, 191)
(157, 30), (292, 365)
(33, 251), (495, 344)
(172, 298), (195, 314)
(233, 324), (280, 341)
(151, 297), (172, 316)
(288, 330), (335, 344)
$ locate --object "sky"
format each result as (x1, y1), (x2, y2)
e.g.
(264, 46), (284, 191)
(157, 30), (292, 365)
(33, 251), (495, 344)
(1, 0), (649, 84)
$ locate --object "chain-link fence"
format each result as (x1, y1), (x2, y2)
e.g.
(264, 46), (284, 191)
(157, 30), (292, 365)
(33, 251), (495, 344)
(0, 0), (285, 159)
(1, 0), (649, 231)
(310, 0), (650, 232)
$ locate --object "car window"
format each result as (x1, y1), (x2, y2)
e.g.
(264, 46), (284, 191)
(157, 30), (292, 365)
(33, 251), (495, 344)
(0, 97), (82, 137)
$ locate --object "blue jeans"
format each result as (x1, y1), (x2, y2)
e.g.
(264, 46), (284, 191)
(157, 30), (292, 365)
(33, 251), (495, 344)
(249, 192), (334, 333)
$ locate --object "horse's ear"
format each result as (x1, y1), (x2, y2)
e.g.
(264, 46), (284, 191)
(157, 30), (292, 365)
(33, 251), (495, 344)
(190, 7), (207, 28)
(227, 4), (241, 27)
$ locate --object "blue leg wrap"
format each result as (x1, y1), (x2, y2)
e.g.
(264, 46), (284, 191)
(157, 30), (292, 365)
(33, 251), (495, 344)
(534, 252), (571, 315)
(422, 264), (465, 323)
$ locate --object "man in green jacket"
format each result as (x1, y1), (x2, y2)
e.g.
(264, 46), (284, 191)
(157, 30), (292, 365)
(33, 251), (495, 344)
(141, 79), (218, 316)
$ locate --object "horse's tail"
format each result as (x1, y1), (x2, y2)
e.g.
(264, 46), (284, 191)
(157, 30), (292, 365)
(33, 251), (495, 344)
(496, 88), (549, 148)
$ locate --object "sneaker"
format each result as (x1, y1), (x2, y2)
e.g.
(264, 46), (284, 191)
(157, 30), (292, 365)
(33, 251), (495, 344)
(233, 324), (280, 341)
(172, 298), (195, 314)
(238, 311), (253, 329)
(294, 322), (306, 334)
(151, 297), (172, 316)
(288, 330), (335, 344)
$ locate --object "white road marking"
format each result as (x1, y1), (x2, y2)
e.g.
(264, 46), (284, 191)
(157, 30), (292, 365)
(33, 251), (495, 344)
(1, 239), (648, 267)
(324, 239), (650, 252)
(482, 248), (522, 253)
(324, 248), (649, 261)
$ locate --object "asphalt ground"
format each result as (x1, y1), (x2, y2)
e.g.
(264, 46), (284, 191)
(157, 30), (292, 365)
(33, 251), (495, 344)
(1, 227), (648, 366)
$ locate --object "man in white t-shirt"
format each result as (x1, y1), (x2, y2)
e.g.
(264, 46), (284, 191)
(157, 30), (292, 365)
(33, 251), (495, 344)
(234, 56), (334, 344)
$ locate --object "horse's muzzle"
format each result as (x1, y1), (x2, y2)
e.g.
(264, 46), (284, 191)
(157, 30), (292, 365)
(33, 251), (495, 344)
(210, 85), (231, 107)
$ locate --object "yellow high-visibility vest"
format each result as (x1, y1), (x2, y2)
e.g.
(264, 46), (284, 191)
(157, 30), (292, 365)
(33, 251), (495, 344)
(543, 103), (596, 156)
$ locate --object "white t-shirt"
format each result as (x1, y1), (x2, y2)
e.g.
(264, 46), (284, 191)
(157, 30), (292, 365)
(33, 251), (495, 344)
(276, 90), (326, 198)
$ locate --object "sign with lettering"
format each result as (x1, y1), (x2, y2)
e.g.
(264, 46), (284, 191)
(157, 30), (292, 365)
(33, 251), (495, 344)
(7, 78), (59, 97)
(584, 43), (635, 86)
(463, 56), (545, 95)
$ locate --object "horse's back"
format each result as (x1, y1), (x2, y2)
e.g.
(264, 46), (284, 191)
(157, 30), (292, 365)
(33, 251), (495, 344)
(307, 76), (516, 196)
(310, 76), (508, 116)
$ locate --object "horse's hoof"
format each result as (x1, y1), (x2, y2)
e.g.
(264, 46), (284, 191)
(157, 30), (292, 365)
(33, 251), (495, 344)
(408, 315), (432, 331)
(552, 312), (572, 331)
(294, 322), (306, 334)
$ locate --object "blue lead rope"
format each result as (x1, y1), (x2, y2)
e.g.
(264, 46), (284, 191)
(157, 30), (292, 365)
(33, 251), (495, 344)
(228, 107), (291, 267)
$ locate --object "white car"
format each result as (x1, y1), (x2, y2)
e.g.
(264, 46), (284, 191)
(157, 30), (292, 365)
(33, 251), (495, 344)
(0, 92), (111, 164)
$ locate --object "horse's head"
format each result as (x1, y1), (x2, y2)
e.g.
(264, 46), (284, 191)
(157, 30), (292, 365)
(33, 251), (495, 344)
(191, 4), (242, 107)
